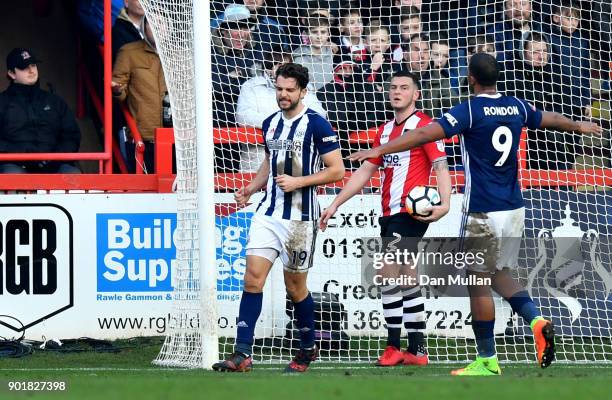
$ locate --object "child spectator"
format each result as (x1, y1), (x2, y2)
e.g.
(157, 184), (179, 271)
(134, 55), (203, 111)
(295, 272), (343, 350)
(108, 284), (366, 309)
(291, 4), (338, 49)
(335, 9), (366, 62)
(292, 17), (336, 90)
(359, 23), (394, 88)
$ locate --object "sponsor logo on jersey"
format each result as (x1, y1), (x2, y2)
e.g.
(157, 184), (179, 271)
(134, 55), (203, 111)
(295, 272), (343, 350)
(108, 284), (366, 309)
(322, 136), (337, 143)
(443, 112), (458, 127)
(383, 154), (402, 167)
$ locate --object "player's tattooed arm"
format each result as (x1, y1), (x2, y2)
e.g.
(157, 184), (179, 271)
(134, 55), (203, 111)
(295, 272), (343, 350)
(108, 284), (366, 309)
(433, 158), (452, 207)
(413, 157), (451, 223)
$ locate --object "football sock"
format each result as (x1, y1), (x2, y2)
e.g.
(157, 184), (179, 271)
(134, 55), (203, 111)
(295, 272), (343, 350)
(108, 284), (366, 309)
(235, 291), (263, 356)
(403, 286), (426, 354)
(506, 290), (541, 328)
(382, 285), (403, 349)
(293, 293), (316, 349)
(472, 320), (496, 358)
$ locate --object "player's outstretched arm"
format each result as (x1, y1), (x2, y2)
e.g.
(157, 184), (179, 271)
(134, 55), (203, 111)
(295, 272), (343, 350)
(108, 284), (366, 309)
(348, 122), (447, 162)
(320, 161), (378, 231)
(539, 112), (603, 135)
(235, 154), (270, 207)
(275, 149), (345, 193)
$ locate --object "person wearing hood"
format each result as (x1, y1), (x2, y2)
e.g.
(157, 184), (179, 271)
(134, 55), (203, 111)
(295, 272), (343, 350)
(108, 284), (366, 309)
(0, 48), (81, 174)
(235, 52), (326, 171)
(112, 0), (145, 61)
(112, 15), (167, 172)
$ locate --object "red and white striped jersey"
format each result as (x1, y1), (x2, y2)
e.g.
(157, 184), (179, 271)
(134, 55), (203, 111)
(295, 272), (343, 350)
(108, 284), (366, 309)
(370, 111), (447, 216)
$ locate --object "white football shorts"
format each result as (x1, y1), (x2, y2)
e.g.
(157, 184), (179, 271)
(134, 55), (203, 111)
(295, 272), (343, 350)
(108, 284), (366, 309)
(462, 207), (525, 273)
(246, 214), (317, 273)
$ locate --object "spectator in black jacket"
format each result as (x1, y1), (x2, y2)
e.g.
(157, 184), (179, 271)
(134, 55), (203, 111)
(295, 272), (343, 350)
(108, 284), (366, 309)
(0, 48), (81, 174)
(504, 32), (563, 169)
(112, 0), (145, 61)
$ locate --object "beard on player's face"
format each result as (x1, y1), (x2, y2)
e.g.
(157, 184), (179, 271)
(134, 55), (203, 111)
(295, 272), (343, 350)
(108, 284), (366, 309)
(277, 95), (301, 111)
(276, 96), (300, 111)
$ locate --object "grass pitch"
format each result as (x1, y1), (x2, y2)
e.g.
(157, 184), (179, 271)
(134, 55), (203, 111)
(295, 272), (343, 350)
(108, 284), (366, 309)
(0, 338), (610, 400)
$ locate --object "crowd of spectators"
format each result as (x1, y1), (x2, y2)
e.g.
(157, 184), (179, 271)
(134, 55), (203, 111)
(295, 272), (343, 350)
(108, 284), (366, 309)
(67, 0), (612, 174)
(206, 0), (611, 172)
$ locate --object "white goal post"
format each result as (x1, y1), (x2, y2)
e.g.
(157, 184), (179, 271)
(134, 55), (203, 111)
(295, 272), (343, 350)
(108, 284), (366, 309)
(140, 0), (611, 368)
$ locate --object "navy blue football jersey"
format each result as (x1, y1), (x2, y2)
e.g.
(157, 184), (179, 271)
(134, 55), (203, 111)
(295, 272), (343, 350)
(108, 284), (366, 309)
(437, 94), (543, 213)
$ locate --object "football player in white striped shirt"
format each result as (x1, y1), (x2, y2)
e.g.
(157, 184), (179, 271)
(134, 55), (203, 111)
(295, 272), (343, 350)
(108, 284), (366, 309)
(320, 70), (452, 367)
(213, 63), (344, 373)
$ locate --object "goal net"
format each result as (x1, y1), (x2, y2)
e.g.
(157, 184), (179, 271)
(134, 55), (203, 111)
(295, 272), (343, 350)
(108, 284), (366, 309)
(142, 0), (611, 367)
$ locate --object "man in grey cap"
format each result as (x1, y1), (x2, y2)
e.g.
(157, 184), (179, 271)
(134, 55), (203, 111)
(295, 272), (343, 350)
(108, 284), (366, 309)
(211, 4), (261, 131)
(0, 48), (81, 174)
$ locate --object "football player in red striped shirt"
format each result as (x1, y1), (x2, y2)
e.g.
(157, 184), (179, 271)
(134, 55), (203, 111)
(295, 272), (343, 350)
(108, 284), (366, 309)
(320, 70), (452, 366)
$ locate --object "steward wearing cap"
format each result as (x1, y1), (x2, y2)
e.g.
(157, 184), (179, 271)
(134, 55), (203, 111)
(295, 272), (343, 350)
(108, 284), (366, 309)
(0, 48), (81, 173)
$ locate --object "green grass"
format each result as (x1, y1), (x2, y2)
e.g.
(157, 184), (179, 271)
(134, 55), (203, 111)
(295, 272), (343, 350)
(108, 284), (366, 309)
(0, 338), (610, 400)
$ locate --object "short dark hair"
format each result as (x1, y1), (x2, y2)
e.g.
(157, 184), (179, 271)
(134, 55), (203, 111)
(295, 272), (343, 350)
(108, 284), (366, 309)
(524, 31), (550, 52)
(469, 53), (500, 86)
(390, 69), (420, 89)
(552, 0), (580, 17)
(275, 62), (310, 89)
(468, 34), (495, 55)
(263, 51), (292, 71)
(307, 17), (330, 31)
(399, 6), (421, 22)
(339, 9), (361, 26)
(428, 31), (449, 47)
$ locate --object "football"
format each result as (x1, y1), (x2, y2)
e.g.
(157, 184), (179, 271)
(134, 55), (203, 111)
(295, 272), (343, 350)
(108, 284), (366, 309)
(405, 186), (441, 217)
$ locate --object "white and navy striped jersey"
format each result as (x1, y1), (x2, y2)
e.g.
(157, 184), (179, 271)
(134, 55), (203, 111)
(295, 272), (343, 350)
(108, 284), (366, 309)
(256, 107), (340, 221)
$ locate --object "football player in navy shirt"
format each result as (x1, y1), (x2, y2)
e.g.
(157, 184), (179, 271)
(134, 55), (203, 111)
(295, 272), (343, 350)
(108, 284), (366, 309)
(349, 53), (602, 376)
